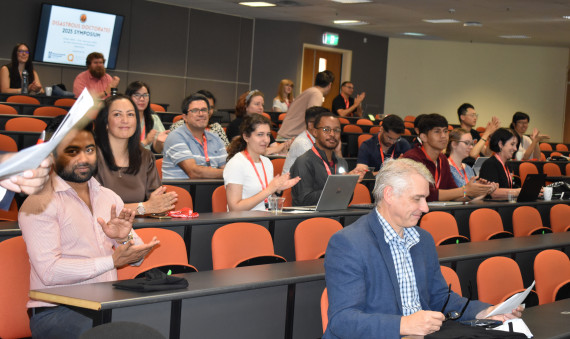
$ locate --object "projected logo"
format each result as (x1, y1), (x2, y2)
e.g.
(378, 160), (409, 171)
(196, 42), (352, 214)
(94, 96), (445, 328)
(80, 14), (87, 23)
(67, 54), (74, 62)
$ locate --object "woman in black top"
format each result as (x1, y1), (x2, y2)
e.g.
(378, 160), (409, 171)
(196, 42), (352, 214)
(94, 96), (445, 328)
(0, 43), (43, 94)
(478, 128), (521, 199)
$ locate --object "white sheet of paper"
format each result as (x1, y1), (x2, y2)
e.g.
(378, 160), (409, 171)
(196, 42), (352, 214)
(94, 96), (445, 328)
(0, 89), (95, 180)
(485, 281), (535, 317)
(493, 318), (533, 338)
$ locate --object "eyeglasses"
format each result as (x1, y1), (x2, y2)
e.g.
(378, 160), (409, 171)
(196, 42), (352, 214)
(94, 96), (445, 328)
(316, 127), (341, 135)
(384, 135), (401, 143)
(458, 140), (476, 147)
(188, 108), (209, 115)
(132, 93), (149, 100)
(17, 50), (29, 54)
(465, 113), (479, 118)
(440, 282), (472, 321)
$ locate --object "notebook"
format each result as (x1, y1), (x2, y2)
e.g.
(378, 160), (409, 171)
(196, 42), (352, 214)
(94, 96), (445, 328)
(284, 174), (359, 211)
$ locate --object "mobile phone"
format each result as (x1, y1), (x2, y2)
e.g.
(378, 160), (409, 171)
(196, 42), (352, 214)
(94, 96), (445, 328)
(149, 214), (171, 219)
(459, 319), (503, 328)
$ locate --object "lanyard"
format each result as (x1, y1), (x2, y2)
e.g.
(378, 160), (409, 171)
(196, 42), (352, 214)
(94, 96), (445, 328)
(448, 158), (469, 184)
(312, 146), (335, 175)
(140, 122), (146, 143)
(194, 134), (210, 166)
(421, 146), (442, 189)
(243, 150), (269, 202)
(343, 96), (349, 109)
(306, 131), (314, 144)
(378, 134), (395, 164)
(494, 153), (513, 188)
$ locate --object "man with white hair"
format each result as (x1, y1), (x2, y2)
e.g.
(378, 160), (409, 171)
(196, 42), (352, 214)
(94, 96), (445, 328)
(323, 158), (524, 338)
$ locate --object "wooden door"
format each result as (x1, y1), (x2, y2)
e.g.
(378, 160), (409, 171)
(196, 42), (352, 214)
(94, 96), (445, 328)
(302, 48), (342, 111)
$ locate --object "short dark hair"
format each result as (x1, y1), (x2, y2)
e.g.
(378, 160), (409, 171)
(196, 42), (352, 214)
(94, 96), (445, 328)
(457, 103), (474, 121)
(341, 81), (352, 87)
(510, 111), (530, 130)
(417, 113), (448, 135)
(489, 128), (516, 153)
(313, 112), (337, 128)
(381, 115), (405, 134)
(305, 106), (330, 127)
(315, 70), (335, 88)
(86, 52), (105, 66)
(182, 93), (210, 114)
(414, 114), (426, 129)
(197, 89), (216, 106)
(46, 115), (93, 142)
(226, 114), (271, 161)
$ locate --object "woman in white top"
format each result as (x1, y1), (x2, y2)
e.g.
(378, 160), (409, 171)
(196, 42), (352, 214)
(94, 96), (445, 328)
(510, 111), (549, 161)
(224, 114), (300, 211)
(272, 79), (294, 112)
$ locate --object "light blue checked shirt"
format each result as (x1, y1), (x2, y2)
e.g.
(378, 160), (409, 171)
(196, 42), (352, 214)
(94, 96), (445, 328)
(375, 209), (421, 316)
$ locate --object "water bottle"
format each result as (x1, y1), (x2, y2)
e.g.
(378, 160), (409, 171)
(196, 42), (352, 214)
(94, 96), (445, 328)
(21, 70), (28, 94)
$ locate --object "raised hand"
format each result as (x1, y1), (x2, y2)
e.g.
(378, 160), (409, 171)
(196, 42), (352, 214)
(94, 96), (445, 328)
(97, 205), (136, 242)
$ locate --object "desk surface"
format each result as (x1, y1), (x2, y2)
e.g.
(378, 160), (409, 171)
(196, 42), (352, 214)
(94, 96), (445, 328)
(30, 259), (325, 311)
(522, 298), (570, 339)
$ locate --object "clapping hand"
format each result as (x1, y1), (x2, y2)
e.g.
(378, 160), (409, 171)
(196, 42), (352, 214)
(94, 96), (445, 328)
(97, 204), (135, 242)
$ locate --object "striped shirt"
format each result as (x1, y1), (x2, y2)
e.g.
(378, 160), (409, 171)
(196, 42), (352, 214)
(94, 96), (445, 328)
(375, 209), (422, 316)
(162, 126), (227, 179)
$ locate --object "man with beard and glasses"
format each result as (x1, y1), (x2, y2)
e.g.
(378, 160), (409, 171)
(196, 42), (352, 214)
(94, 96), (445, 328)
(290, 112), (366, 206)
(73, 52), (120, 98)
(355, 114), (411, 175)
(18, 118), (159, 338)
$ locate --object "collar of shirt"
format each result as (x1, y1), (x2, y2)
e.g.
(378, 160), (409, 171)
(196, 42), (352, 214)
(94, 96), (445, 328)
(375, 208), (420, 250)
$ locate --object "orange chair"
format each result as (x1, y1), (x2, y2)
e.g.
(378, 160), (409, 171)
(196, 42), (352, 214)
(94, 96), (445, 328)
(475, 126), (486, 134)
(163, 185), (192, 211)
(539, 143), (553, 151)
(356, 118), (373, 126)
(321, 288), (329, 334)
(534, 249), (570, 304)
(555, 144), (569, 152)
(404, 121), (414, 129)
(211, 185), (227, 212)
(150, 103), (166, 112)
(566, 163), (570, 176)
(261, 112), (271, 121)
(469, 208), (513, 241)
(543, 162), (562, 177)
(404, 115), (415, 123)
(117, 228), (197, 280)
(349, 183), (371, 206)
(33, 106), (67, 117)
(294, 217), (342, 260)
(477, 256), (537, 306)
(369, 126), (380, 134)
(550, 151), (563, 157)
(173, 114), (184, 123)
(6, 95), (40, 105)
(155, 158), (163, 179)
(512, 206), (552, 237)
(278, 113), (287, 121)
(343, 124), (363, 134)
(0, 134), (18, 152)
(404, 129), (412, 135)
(0, 104), (18, 115)
(357, 134), (373, 149)
(271, 130), (277, 140)
(0, 237), (32, 338)
(518, 162), (538, 185)
(211, 222), (286, 270)
(54, 98), (76, 107)
(419, 211), (469, 245)
(282, 188), (293, 207)
(271, 158), (285, 176)
(338, 117), (350, 125)
(540, 152), (546, 161)
(549, 204), (570, 233)
(5, 117), (47, 132)
(440, 266), (462, 296)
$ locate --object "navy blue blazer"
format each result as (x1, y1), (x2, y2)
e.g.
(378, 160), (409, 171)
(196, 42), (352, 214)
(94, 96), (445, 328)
(324, 211), (489, 338)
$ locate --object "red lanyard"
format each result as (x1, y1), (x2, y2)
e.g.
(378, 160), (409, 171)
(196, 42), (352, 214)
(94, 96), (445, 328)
(448, 158), (468, 184)
(243, 150), (269, 202)
(140, 123), (146, 143)
(378, 134), (395, 164)
(312, 146), (335, 175)
(494, 153), (513, 188)
(421, 146), (442, 189)
(306, 131), (314, 144)
(343, 97), (349, 109)
(194, 134), (210, 166)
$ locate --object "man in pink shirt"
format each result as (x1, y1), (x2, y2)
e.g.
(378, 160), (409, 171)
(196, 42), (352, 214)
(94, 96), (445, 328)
(19, 122), (159, 338)
(73, 52), (120, 98)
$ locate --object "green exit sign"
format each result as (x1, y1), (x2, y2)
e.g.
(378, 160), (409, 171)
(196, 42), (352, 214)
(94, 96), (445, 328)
(322, 32), (339, 46)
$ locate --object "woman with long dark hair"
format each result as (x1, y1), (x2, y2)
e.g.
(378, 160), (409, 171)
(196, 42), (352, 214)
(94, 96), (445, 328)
(94, 94), (177, 215)
(125, 81), (168, 153)
(1, 43), (43, 94)
(223, 114), (300, 211)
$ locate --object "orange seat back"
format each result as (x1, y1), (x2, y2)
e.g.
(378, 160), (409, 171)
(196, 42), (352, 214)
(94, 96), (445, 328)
(539, 143), (553, 151)
(155, 158), (163, 179)
(271, 158), (285, 176)
(211, 222), (283, 270)
(419, 211), (467, 245)
(0, 103), (18, 115)
(0, 237), (31, 338)
(356, 119), (373, 126)
(282, 188), (293, 207)
(519, 162), (538, 185)
(321, 288), (329, 334)
(404, 115), (415, 123)
(369, 126), (380, 134)
(357, 134), (373, 149)
(343, 124), (362, 133)
(294, 217), (342, 261)
(163, 185), (192, 211)
(0, 134), (18, 152)
(54, 98), (76, 107)
(33, 106), (67, 117)
(338, 117), (350, 125)
(469, 208), (512, 242)
(261, 112), (271, 121)
(555, 144), (568, 152)
(6, 95), (40, 105)
(543, 163), (562, 177)
(211, 185), (227, 213)
(150, 103), (166, 112)
(5, 117), (47, 132)
(534, 249), (570, 304)
(349, 183), (371, 206)
(440, 266), (462, 296)
(550, 204), (570, 233)
(173, 115), (184, 123)
(278, 113), (287, 121)
(477, 256), (524, 304)
(512, 206), (544, 237)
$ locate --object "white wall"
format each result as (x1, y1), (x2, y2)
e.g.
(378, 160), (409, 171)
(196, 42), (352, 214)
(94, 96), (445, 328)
(385, 39), (569, 142)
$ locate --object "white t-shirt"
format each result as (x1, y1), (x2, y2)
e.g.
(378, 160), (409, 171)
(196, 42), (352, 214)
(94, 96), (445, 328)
(515, 135), (533, 161)
(223, 152), (274, 211)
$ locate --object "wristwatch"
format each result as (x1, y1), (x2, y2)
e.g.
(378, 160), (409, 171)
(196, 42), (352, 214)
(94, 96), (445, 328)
(120, 231), (134, 245)
(136, 202), (146, 215)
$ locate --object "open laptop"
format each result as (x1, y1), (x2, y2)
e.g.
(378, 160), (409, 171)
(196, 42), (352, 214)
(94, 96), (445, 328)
(472, 157), (489, 176)
(284, 175), (359, 211)
(484, 173), (546, 202)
